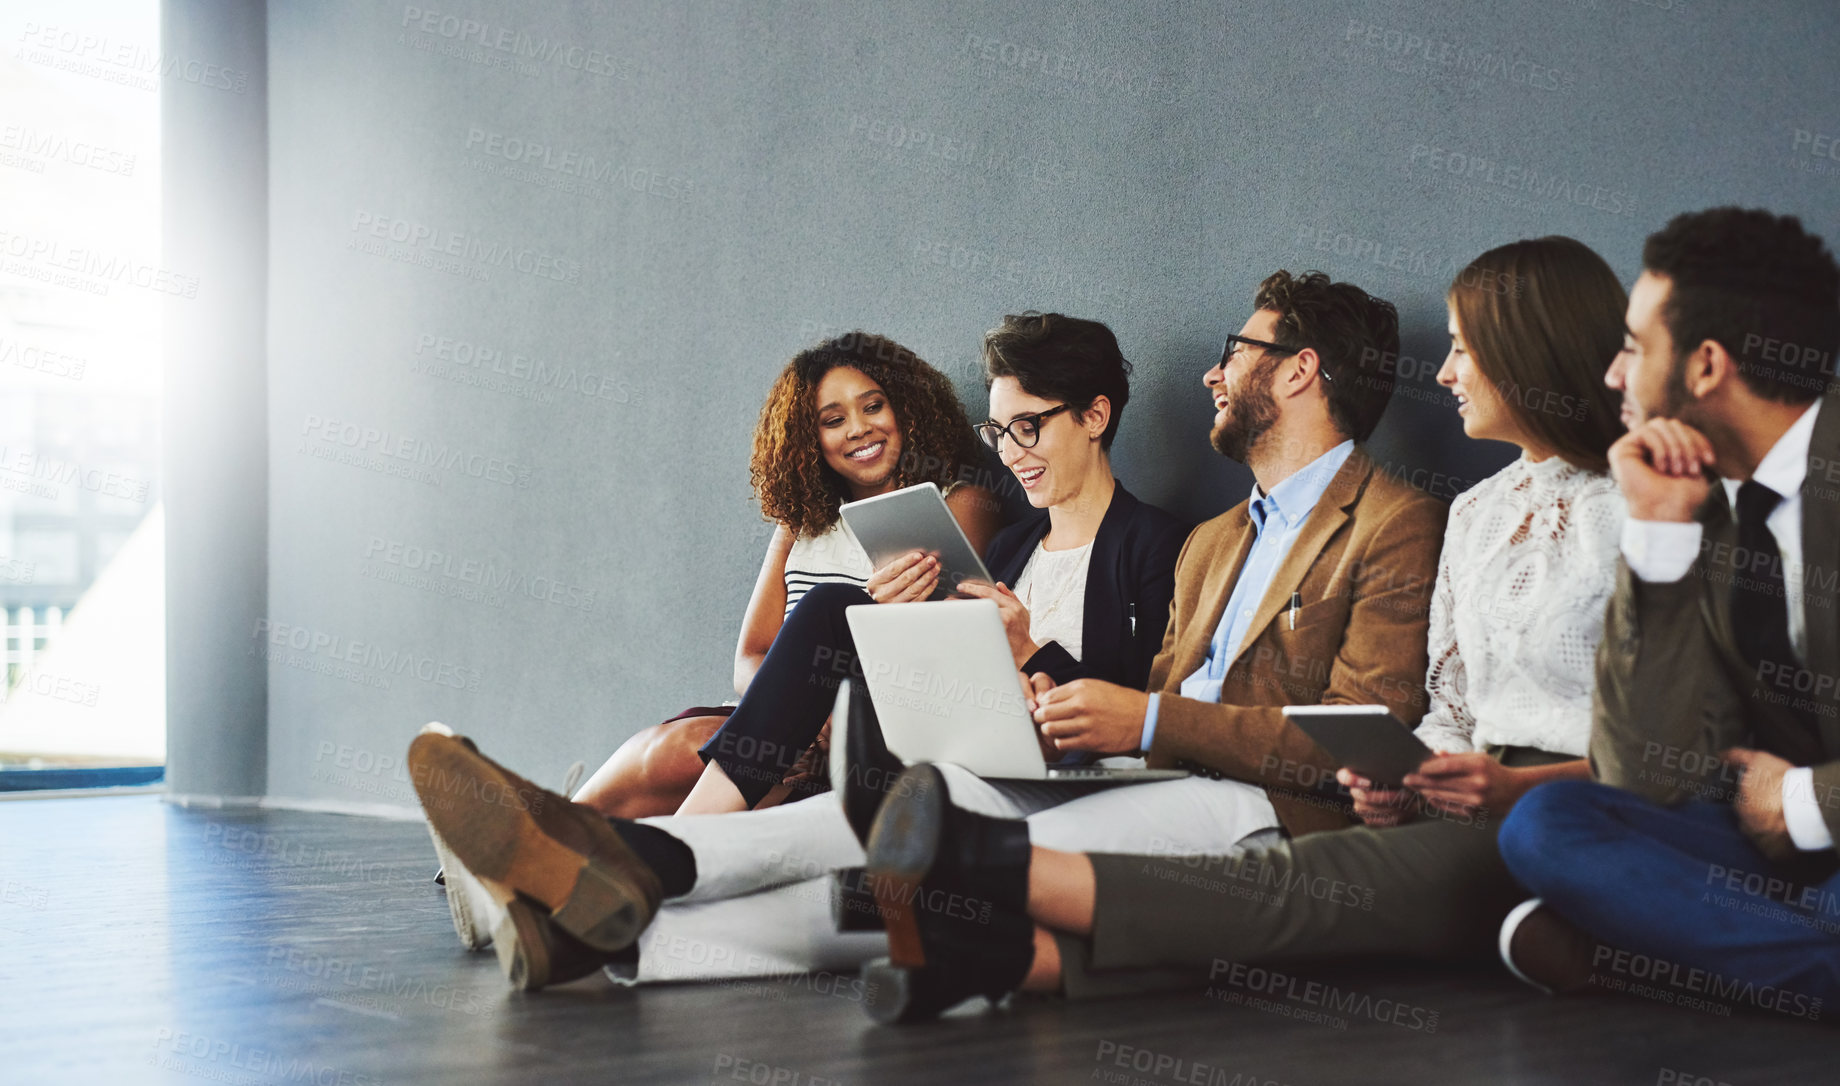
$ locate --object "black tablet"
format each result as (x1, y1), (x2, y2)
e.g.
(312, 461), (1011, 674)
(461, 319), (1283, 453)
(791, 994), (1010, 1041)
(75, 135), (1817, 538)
(1282, 704), (1435, 788)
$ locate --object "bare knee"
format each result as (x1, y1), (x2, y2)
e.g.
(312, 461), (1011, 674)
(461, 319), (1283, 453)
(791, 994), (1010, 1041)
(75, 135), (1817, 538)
(588, 716), (725, 820)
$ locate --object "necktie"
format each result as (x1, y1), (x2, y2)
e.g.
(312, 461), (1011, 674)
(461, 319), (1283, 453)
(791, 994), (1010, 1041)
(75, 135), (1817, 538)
(1731, 481), (1819, 739)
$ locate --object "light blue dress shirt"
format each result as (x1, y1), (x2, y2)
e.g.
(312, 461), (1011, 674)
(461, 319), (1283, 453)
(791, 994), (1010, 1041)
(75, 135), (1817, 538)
(1140, 440), (1355, 751)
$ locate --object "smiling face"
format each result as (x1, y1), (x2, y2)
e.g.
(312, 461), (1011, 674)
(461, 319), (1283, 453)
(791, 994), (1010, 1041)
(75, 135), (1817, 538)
(813, 365), (903, 498)
(1204, 309), (1286, 462)
(986, 376), (1101, 509)
(1607, 271), (1687, 430)
(1436, 308), (1518, 445)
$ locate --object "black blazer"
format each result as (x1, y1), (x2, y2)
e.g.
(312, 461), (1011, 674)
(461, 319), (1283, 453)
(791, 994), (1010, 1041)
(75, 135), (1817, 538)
(983, 481), (1192, 693)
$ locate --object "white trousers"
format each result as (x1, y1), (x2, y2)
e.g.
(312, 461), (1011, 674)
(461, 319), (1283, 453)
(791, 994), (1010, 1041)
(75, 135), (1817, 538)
(614, 774), (1280, 984)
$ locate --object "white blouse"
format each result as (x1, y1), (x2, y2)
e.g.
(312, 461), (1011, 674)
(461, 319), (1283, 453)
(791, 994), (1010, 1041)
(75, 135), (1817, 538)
(1412, 453), (1625, 757)
(1013, 539), (1093, 663)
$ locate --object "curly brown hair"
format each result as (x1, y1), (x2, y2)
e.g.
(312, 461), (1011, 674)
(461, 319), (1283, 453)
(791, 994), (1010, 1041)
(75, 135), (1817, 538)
(751, 332), (985, 538)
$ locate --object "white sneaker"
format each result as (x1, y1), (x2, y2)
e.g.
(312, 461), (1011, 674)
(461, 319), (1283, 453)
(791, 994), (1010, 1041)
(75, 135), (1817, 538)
(429, 822), (503, 950)
(422, 720), (586, 952)
(1497, 897), (1596, 995)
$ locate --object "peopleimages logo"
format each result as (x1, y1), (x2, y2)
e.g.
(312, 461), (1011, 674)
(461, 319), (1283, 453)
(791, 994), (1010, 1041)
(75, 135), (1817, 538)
(299, 414), (534, 489)
(348, 212), (582, 283)
(0, 124), (137, 176)
(363, 537), (599, 613)
(412, 333), (632, 404)
(1406, 144), (1632, 215)
(15, 23), (251, 94)
(399, 6), (640, 80)
(0, 227), (200, 298)
(250, 618), (482, 692)
(464, 127), (693, 201)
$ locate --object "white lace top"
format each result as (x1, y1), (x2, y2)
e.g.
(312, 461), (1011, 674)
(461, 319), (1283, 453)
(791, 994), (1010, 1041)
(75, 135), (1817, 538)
(1412, 453), (1625, 757)
(1013, 540), (1093, 662)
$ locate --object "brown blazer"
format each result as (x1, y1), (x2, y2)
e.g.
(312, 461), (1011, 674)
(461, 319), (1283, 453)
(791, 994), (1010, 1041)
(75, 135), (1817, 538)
(1145, 446), (1447, 837)
(1591, 390), (1840, 844)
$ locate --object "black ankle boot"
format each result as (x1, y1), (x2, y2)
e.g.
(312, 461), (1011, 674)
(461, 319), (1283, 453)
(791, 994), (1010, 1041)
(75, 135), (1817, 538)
(858, 764), (1034, 1024)
(830, 679), (907, 845)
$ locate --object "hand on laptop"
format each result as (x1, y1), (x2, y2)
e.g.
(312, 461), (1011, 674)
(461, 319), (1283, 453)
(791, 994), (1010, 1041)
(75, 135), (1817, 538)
(1031, 677), (1150, 755)
(1021, 671), (1059, 761)
(957, 581), (1040, 667)
(867, 551), (940, 603)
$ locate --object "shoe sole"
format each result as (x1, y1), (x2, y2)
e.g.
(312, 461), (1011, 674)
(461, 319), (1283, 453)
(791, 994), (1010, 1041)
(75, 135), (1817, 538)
(409, 732), (647, 952)
(862, 765), (948, 972)
(492, 891), (551, 991)
(861, 957), (923, 1025)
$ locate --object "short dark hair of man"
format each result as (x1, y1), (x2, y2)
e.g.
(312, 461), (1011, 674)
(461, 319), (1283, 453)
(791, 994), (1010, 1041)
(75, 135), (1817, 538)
(982, 312), (1133, 450)
(1642, 207), (1840, 403)
(1254, 270), (1400, 442)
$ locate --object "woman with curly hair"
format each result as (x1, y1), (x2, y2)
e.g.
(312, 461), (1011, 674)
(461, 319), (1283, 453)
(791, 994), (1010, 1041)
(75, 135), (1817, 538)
(567, 331), (1002, 820)
(416, 312), (1196, 989)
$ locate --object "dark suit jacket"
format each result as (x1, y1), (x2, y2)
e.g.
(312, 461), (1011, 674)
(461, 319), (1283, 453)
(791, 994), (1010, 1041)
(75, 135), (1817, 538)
(1591, 390), (1840, 845)
(1143, 447), (1447, 837)
(984, 481), (1191, 693)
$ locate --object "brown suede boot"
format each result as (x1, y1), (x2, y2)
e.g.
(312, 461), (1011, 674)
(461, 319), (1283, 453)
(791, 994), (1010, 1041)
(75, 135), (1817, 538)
(408, 729), (663, 954)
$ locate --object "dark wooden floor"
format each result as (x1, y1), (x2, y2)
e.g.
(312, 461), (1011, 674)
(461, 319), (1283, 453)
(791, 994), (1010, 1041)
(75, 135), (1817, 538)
(0, 796), (1830, 1085)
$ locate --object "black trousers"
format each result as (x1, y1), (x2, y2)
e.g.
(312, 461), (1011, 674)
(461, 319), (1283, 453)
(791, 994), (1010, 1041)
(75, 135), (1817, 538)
(697, 582), (868, 807)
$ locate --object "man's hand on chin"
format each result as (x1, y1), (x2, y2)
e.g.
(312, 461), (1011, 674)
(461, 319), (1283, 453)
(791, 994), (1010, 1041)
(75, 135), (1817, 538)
(1033, 679), (1150, 756)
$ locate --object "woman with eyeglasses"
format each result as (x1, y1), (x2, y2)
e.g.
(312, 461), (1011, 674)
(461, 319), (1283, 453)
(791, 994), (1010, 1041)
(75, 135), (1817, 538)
(421, 312), (1193, 990)
(669, 311), (1194, 815)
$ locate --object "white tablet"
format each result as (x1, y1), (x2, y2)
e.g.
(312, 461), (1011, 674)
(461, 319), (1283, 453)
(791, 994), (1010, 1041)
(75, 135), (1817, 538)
(839, 482), (993, 601)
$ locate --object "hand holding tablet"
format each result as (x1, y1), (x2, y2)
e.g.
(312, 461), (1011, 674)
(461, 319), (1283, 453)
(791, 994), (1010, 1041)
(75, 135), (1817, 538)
(840, 483), (994, 603)
(1282, 704), (1435, 789)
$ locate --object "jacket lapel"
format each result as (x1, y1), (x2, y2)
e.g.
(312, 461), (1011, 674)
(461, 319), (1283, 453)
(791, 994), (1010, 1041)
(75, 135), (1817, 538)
(1803, 393), (1840, 756)
(1227, 447), (1369, 669)
(1080, 482), (1135, 672)
(1174, 503), (1255, 685)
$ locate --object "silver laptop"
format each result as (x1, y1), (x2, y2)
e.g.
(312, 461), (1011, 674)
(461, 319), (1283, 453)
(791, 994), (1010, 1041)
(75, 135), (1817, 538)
(844, 599), (1188, 782)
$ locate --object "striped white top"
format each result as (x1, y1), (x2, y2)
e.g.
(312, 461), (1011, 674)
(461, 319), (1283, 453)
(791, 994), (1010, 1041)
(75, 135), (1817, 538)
(781, 483), (967, 614)
(782, 517), (873, 615)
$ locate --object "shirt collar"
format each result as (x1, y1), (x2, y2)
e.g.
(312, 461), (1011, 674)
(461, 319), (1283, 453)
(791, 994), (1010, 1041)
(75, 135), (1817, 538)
(1720, 398), (1822, 508)
(1249, 439), (1356, 531)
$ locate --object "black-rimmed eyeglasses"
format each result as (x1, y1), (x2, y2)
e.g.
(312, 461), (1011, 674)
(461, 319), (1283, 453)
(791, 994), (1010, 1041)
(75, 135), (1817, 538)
(975, 404), (1073, 451)
(1218, 334), (1329, 381)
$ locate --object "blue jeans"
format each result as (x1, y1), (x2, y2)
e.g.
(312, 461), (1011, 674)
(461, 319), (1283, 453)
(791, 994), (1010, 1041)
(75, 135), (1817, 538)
(1500, 779), (1840, 1016)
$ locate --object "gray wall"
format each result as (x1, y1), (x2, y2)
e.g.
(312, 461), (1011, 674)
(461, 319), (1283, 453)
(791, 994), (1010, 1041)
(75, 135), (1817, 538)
(247, 0), (1840, 809)
(164, 0), (267, 799)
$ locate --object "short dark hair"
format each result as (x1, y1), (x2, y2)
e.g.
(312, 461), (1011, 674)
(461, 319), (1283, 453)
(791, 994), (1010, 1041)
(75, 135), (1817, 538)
(1642, 207), (1840, 403)
(1253, 270), (1400, 442)
(981, 312), (1133, 450)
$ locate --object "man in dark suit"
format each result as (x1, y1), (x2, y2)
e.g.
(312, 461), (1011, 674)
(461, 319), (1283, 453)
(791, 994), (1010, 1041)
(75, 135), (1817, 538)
(1496, 208), (1840, 1013)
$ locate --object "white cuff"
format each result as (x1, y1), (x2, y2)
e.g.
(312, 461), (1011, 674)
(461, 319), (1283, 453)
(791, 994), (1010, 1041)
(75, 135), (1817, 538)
(1783, 767), (1835, 851)
(1140, 693), (1160, 754)
(1620, 519), (1702, 584)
